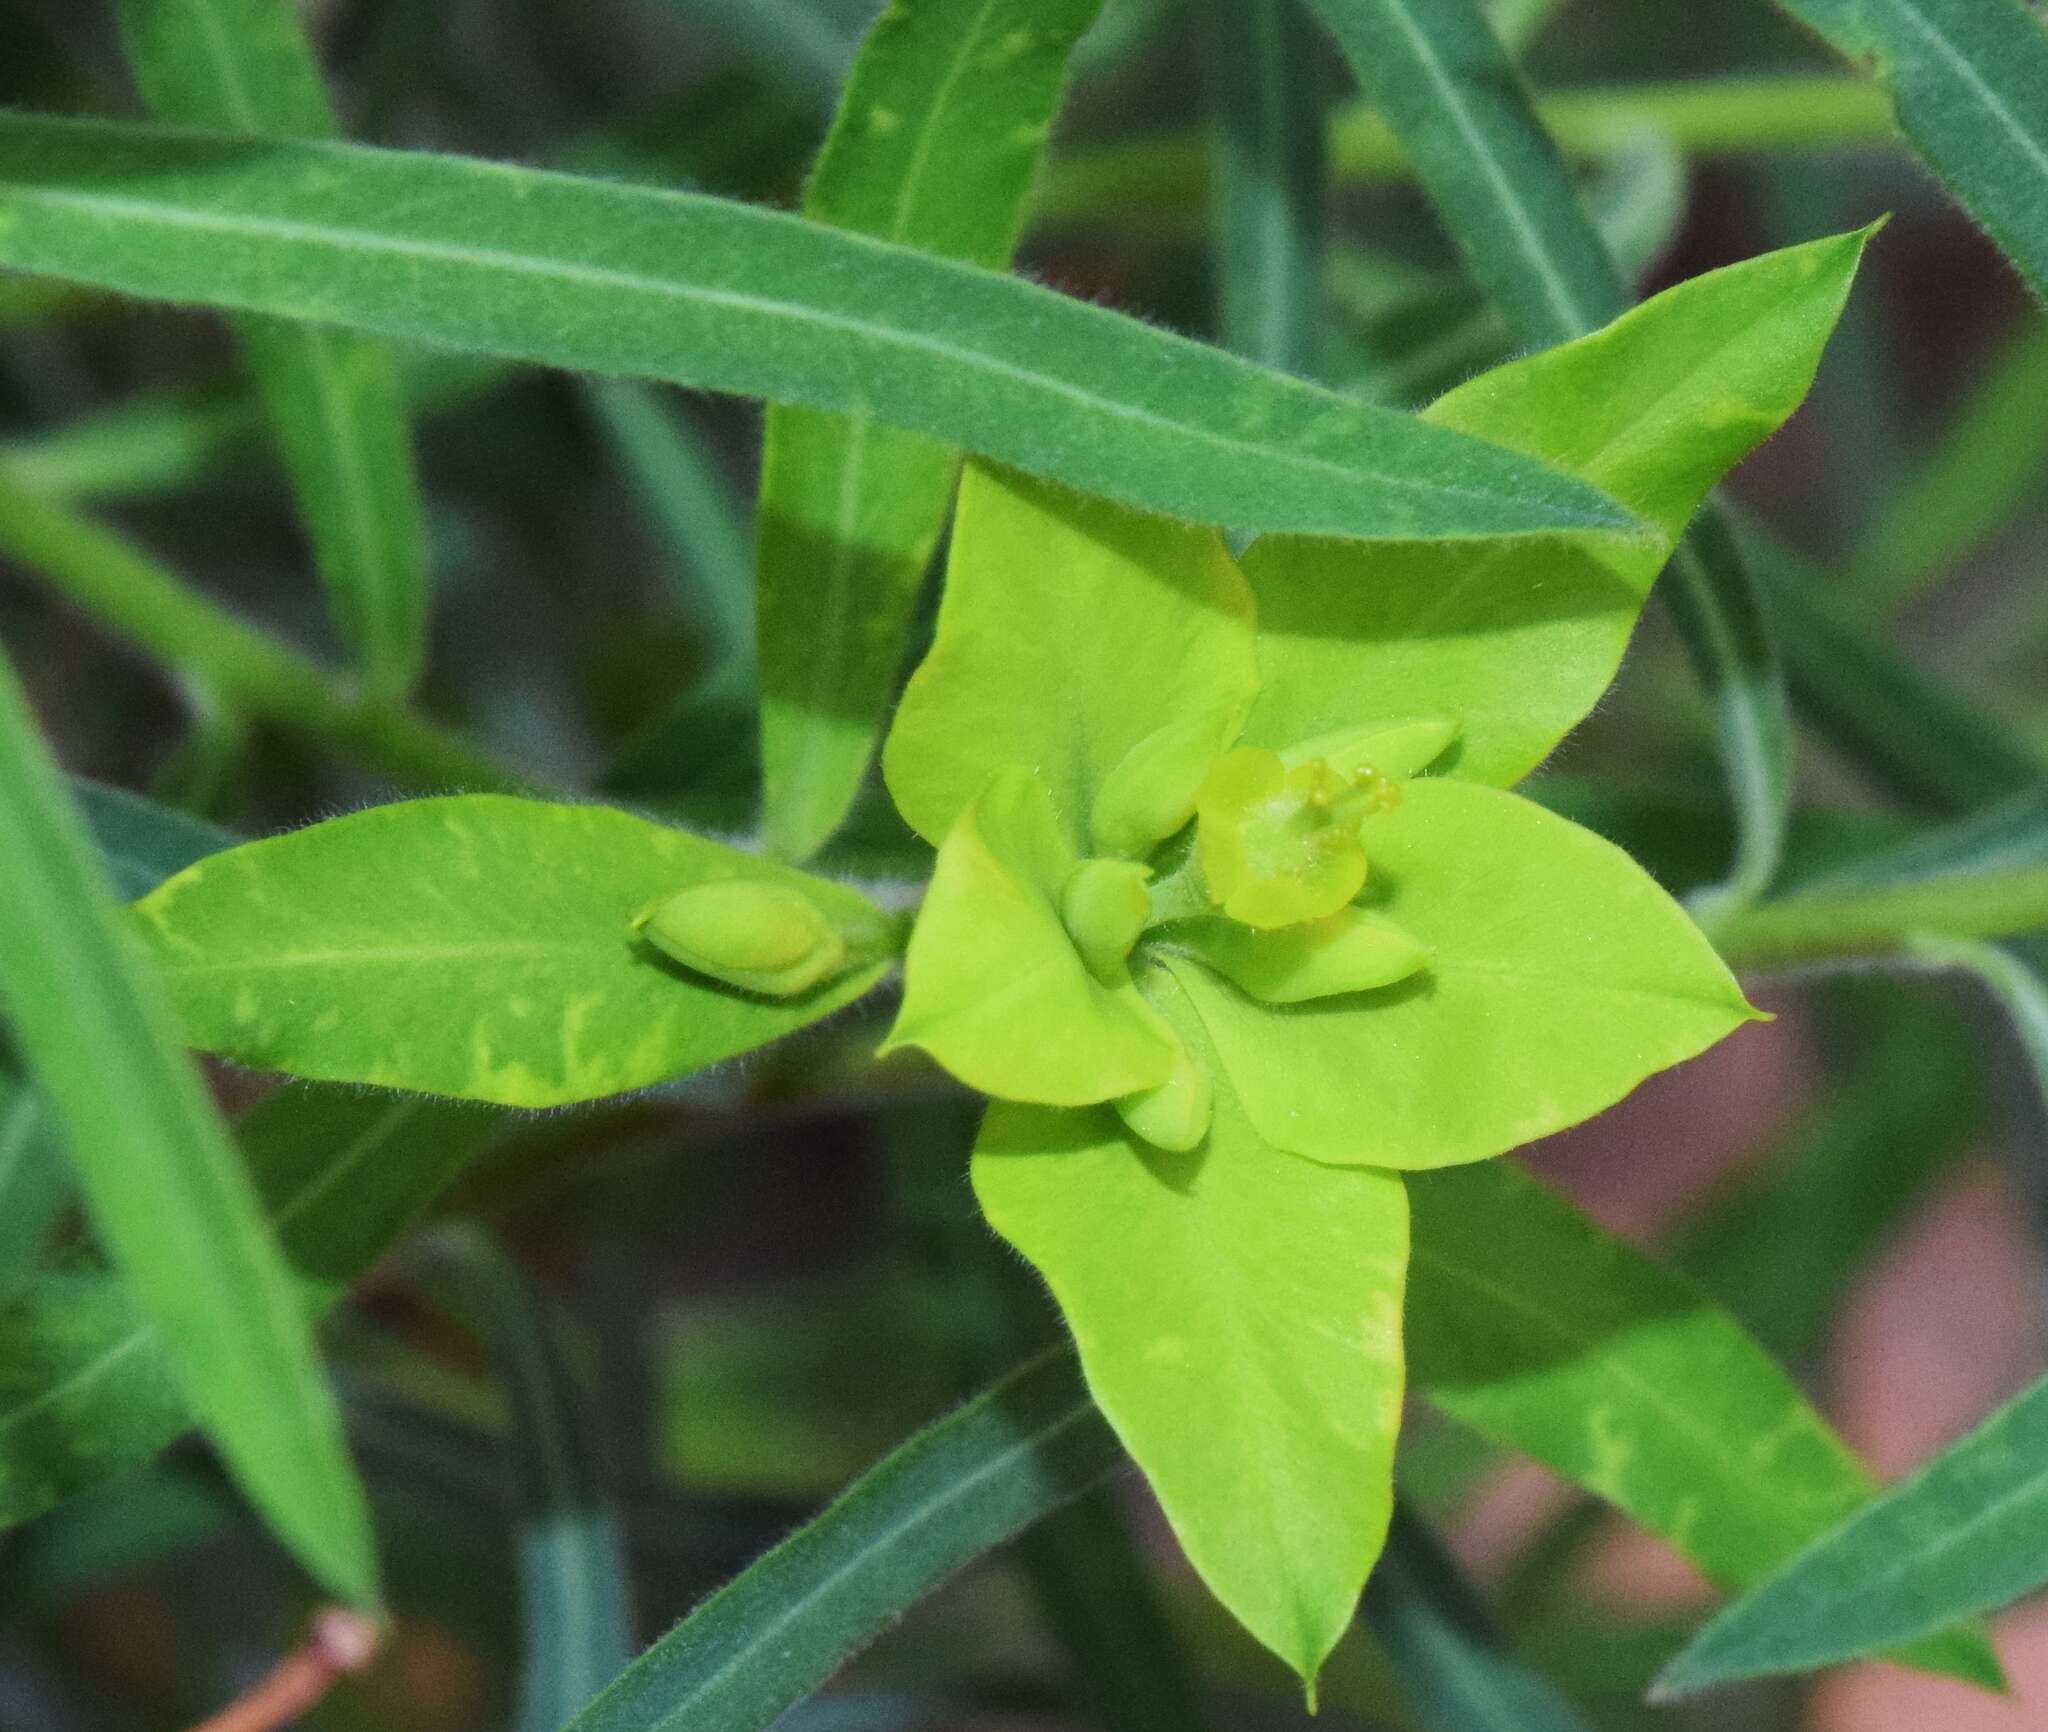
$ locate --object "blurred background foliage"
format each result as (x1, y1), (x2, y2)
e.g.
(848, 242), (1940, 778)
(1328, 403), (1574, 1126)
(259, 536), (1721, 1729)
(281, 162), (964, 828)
(2, 0), (2046, 1728)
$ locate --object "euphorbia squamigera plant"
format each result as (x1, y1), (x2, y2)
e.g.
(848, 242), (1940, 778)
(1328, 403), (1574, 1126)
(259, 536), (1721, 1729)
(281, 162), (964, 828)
(132, 228), (1865, 1683)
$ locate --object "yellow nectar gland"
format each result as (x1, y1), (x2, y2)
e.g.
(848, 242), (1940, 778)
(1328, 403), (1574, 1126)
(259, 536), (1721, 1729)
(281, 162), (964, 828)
(1195, 747), (1399, 930)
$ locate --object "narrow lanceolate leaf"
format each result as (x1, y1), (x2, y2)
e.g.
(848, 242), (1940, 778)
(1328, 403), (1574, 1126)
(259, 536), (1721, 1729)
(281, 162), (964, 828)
(1299, 0), (1798, 904)
(0, 1087), (504, 1533)
(1909, 936), (2048, 1118)
(1194, 0), (1328, 373)
(1659, 1365), (2048, 1696)
(1361, 1505), (1596, 1732)
(133, 796), (894, 1107)
(563, 1346), (1119, 1732)
(72, 778), (236, 900)
(1404, 1158), (2002, 1689)
(1744, 523), (2048, 819)
(429, 1226), (632, 1732)
(115, 0), (430, 698)
(977, 967), (1408, 1686)
(757, 0), (1105, 862)
(1300, 0), (1626, 347)
(0, 1068), (67, 1298)
(0, 113), (1636, 549)
(1771, 0), (2048, 298)
(0, 649), (375, 1605)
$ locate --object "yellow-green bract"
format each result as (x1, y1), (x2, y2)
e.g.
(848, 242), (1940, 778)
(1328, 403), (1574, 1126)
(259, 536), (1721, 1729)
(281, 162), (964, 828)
(878, 230), (1868, 1686)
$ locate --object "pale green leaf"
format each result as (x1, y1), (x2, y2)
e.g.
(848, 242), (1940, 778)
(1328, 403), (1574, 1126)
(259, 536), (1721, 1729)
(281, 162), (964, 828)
(1405, 1156), (2002, 1689)
(133, 795), (892, 1107)
(0, 1086), (504, 1534)
(0, 113), (1638, 548)
(1772, 0), (2048, 299)
(885, 768), (1175, 1104)
(885, 464), (1259, 849)
(1238, 233), (1865, 787)
(0, 651), (374, 1604)
(1164, 777), (1753, 1167)
(757, 0), (1106, 862)
(115, 0), (430, 699)
(974, 964), (1407, 1685)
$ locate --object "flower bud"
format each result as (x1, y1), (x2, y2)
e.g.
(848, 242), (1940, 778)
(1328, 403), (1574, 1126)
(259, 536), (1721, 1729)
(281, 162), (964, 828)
(634, 880), (850, 997)
(1089, 714), (1236, 858)
(1060, 858), (1153, 985)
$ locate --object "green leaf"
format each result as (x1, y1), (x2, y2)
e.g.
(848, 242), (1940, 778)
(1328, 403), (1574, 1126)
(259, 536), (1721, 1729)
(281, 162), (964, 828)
(974, 969), (1407, 1688)
(1194, 0), (1329, 373)
(757, 0), (1106, 862)
(0, 1067), (67, 1300)
(885, 464), (1260, 850)
(1300, 0), (1626, 349)
(132, 794), (892, 1107)
(1361, 1504), (1598, 1732)
(1237, 233), (1864, 788)
(114, 0), (430, 699)
(1659, 1360), (2048, 1696)
(1747, 523), (2048, 819)
(427, 1225), (633, 1732)
(0, 650), (374, 1605)
(885, 768), (1176, 1104)
(1404, 1157), (2002, 1689)
(1771, 0), (2048, 299)
(562, 1345), (1120, 1732)
(1163, 777), (1754, 1167)
(1705, 863), (2048, 969)
(0, 112), (1639, 547)
(72, 778), (236, 899)
(0, 1086), (504, 1534)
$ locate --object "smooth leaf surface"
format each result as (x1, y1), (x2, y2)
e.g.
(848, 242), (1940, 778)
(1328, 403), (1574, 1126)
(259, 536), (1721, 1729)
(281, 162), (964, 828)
(115, 0), (430, 698)
(563, 1345), (1119, 1732)
(1165, 777), (1754, 1167)
(1659, 1362), (2048, 1695)
(886, 464), (1259, 849)
(976, 966), (1407, 1684)
(1237, 233), (1864, 787)
(0, 652), (374, 1604)
(0, 1086), (504, 1533)
(1405, 1157), (2001, 1688)
(885, 768), (1175, 1104)
(0, 1069), (66, 1300)
(1772, 0), (2048, 298)
(133, 795), (891, 1107)
(757, 0), (1105, 862)
(0, 112), (1636, 547)
(429, 1226), (633, 1732)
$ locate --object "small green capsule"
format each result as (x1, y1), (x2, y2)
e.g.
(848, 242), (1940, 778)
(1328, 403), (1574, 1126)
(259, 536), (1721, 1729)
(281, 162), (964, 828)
(633, 880), (850, 997)
(1060, 858), (1153, 985)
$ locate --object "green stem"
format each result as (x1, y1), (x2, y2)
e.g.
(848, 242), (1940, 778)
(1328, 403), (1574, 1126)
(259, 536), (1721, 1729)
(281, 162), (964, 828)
(1706, 867), (2048, 970)
(0, 471), (533, 794)
(1037, 75), (1897, 232)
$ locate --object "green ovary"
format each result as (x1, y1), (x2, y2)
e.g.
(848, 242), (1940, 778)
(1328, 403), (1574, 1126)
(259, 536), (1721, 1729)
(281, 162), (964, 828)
(1194, 747), (1398, 929)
